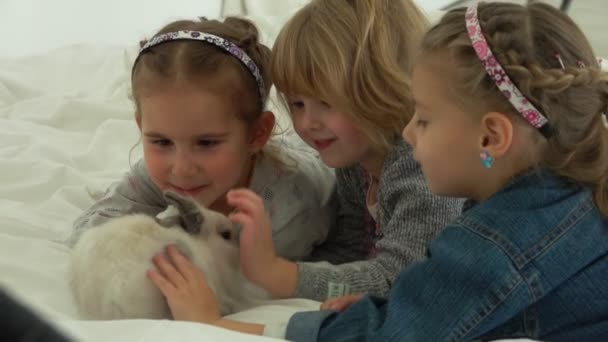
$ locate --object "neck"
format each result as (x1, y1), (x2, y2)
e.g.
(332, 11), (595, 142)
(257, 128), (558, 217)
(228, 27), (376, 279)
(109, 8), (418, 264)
(471, 173), (511, 202)
(472, 159), (534, 202)
(210, 154), (256, 216)
(359, 148), (386, 180)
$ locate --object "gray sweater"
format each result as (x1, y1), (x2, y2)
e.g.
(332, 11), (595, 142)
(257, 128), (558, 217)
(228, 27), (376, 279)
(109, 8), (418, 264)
(295, 139), (464, 300)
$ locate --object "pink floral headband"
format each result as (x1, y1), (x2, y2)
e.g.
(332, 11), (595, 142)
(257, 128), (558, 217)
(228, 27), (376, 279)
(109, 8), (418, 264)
(466, 3), (552, 137)
(133, 30), (266, 110)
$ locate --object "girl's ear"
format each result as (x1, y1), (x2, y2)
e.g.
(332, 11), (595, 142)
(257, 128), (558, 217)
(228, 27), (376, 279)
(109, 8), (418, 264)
(478, 112), (514, 158)
(249, 111), (276, 153)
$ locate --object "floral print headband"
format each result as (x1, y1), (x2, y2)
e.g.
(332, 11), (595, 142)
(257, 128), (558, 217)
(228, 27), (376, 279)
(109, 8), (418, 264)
(134, 30), (266, 110)
(466, 3), (553, 138)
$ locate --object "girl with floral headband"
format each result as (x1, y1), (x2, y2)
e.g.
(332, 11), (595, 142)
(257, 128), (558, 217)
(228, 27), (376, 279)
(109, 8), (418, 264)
(70, 17), (336, 265)
(145, 2), (608, 341)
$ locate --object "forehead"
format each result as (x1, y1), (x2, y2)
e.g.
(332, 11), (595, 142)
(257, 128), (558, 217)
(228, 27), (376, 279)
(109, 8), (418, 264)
(412, 57), (447, 102)
(136, 65), (257, 115)
(412, 54), (482, 125)
(414, 52), (468, 102)
(138, 81), (246, 133)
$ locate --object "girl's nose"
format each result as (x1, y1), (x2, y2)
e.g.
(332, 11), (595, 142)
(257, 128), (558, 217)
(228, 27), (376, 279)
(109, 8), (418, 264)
(172, 149), (198, 178)
(296, 108), (322, 131)
(402, 120), (416, 146)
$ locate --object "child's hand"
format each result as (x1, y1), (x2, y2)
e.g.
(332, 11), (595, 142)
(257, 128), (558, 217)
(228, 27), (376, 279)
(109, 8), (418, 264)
(227, 189), (299, 298)
(227, 189), (277, 285)
(320, 294), (364, 312)
(147, 245), (221, 324)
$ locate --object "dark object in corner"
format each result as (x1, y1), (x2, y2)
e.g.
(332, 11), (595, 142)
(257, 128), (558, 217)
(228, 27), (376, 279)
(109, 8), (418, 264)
(0, 287), (72, 341)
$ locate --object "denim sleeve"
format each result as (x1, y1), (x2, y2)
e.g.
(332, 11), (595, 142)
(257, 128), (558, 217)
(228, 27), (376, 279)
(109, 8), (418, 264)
(286, 225), (535, 341)
(286, 309), (341, 342)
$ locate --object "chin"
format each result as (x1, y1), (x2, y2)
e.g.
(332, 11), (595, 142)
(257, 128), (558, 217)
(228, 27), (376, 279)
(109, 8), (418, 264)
(175, 192), (209, 207)
(426, 185), (443, 196)
(196, 194), (217, 207)
(426, 181), (453, 197)
(430, 183), (469, 199)
(320, 155), (357, 169)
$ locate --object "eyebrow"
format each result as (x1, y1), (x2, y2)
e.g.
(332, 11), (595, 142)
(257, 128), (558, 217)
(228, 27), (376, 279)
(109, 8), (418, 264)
(143, 132), (230, 139)
(412, 97), (430, 110)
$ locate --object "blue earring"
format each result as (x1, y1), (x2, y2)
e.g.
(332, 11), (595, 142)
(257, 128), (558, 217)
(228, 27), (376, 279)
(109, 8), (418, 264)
(480, 151), (494, 169)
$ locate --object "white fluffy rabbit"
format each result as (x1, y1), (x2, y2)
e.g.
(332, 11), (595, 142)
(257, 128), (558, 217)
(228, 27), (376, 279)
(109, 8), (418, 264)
(70, 192), (269, 320)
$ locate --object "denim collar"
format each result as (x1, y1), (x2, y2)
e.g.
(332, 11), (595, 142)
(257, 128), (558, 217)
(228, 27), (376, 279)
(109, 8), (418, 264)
(462, 169), (571, 213)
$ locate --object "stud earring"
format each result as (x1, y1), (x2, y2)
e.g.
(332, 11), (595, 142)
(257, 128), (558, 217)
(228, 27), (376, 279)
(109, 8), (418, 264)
(480, 151), (494, 169)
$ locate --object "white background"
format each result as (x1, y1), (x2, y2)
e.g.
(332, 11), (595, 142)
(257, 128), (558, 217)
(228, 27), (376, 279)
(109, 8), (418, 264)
(0, 0), (453, 58)
(0, 0), (222, 58)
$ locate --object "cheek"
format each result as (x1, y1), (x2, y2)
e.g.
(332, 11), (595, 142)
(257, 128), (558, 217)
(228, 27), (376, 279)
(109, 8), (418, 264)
(143, 150), (168, 188)
(418, 129), (473, 176)
(414, 140), (437, 167)
(205, 144), (250, 177)
(292, 122), (304, 138)
(292, 125), (315, 150)
(291, 116), (308, 139)
(206, 154), (238, 174)
(290, 113), (301, 129)
(412, 130), (448, 171)
(414, 138), (456, 195)
(332, 117), (368, 144)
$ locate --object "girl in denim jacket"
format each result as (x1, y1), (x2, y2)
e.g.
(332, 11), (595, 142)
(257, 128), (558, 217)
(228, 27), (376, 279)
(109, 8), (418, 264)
(142, 2), (608, 341)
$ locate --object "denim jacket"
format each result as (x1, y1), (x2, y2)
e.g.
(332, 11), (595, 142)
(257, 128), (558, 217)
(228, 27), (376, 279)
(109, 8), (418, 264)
(285, 171), (608, 341)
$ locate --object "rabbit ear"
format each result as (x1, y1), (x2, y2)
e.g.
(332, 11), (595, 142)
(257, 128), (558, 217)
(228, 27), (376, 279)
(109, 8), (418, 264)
(162, 191), (205, 235)
(154, 205), (181, 228)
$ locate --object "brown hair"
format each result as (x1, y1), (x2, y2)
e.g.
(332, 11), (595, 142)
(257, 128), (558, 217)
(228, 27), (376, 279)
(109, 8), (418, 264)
(420, 2), (608, 215)
(131, 17), (272, 125)
(270, 0), (428, 153)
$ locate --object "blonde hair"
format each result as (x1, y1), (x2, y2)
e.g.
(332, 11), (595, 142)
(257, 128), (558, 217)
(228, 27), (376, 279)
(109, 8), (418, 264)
(420, 2), (608, 215)
(132, 17), (272, 125)
(270, 0), (428, 153)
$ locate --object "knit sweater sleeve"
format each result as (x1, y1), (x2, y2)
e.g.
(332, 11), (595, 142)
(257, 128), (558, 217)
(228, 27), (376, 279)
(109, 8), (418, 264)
(69, 159), (166, 246)
(294, 141), (464, 301)
(303, 166), (369, 264)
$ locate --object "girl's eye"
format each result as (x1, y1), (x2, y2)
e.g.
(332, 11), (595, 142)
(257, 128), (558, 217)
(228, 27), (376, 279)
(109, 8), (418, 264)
(319, 101), (331, 108)
(198, 140), (220, 147)
(152, 139), (172, 146)
(416, 119), (428, 128)
(290, 100), (304, 109)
